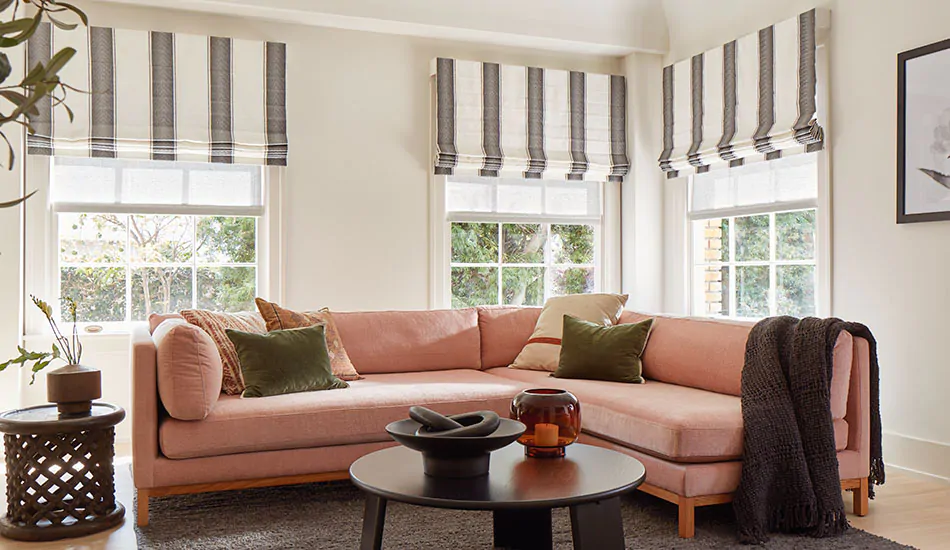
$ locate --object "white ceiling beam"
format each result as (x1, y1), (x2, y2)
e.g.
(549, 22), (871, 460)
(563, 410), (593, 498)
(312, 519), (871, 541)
(90, 0), (669, 56)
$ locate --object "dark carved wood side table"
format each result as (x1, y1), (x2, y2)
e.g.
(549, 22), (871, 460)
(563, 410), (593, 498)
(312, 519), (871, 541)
(0, 402), (125, 541)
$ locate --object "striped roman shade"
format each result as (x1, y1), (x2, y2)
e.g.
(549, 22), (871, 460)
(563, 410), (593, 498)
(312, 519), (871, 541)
(26, 23), (287, 166)
(658, 9), (825, 178)
(434, 58), (629, 183)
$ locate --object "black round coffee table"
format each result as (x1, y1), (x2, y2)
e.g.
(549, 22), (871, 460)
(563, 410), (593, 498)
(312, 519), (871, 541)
(349, 443), (646, 550)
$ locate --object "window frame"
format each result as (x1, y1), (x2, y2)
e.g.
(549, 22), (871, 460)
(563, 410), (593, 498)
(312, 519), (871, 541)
(690, 208), (819, 319)
(429, 175), (619, 309)
(685, 153), (831, 320)
(25, 156), (284, 335)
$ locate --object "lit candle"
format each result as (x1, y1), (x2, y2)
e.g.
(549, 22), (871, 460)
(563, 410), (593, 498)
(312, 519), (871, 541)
(534, 423), (559, 447)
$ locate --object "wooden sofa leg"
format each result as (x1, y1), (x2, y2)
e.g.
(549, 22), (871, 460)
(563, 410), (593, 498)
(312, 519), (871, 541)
(137, 489), (150, 527)
(678, 498), (696, 538)
(853, 478), (869, 517)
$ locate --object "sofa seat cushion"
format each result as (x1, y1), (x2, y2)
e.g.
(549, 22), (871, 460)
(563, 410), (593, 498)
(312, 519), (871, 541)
(487, 368), (848, 462)
(159, 370), (523, 459)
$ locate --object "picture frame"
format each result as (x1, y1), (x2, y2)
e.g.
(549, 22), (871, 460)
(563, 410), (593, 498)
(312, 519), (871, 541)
(897, 37), (950, 224)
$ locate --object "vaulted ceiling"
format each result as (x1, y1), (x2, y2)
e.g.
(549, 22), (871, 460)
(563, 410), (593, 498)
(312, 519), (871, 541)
(93, 0), (670, 55)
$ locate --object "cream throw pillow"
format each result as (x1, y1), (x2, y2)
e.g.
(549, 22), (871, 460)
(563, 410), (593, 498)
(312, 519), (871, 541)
(510, 293), (629, 372)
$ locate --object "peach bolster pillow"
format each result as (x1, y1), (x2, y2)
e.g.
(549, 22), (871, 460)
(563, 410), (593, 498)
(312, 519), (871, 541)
(153, 319), (223, 421)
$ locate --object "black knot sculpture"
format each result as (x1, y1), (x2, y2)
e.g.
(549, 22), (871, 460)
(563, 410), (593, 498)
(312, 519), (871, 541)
(386, 406), (525, 478)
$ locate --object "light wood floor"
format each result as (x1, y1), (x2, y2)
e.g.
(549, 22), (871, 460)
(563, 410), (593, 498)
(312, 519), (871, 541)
(0, 454), (946, 549)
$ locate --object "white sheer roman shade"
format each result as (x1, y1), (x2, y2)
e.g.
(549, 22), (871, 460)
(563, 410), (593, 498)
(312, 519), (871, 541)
(434, 58), (629, 183)
(446, 176), (601, 222)
(689, 154), (817, 219)
(659, 9), (827, 178)
(26, 23), (287, 166)
(51, 157), (263, 216)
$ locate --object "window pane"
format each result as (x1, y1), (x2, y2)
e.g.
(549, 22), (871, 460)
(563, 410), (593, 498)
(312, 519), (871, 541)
(777, 265), (816, 317)
(735, 265), (769, 318)
(552, 267), (595, 296)
(693, 218), (729, 264)
(502, 224), (544, 264)
(734, 215), (770, 262)
(130, 215), (194, 264)
(502, 267), (544, 306)
(60, 267), (126, 322)
(551, 224), (594, 264)
(775, 210), (816, 261)
(699, 265), (730, 316)
(451, 267), (498, 307)
(197, 267), (256, 312)
(59, 213), (126, 264)
(451, 223), (498, 263)
(131, 267), (192, 320)
(197, 217), (256, 263)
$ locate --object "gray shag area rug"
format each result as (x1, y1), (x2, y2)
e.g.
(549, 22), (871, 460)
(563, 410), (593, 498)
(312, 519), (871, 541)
(134, 481), (914, 549)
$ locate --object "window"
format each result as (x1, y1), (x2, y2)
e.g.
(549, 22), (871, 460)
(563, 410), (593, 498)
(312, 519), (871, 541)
(689, 155), (821, 319)
(51, 157), (263, 324)
(443, 176), (602, 308)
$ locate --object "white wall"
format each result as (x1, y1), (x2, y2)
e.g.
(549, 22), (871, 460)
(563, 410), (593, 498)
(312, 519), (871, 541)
(662, 0), (950, 479)
(622, 52), (666, 312)
(0, 2), (623, 419)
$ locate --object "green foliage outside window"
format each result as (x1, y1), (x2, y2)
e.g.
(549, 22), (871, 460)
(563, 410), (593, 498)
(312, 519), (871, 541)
(700, 210), (817, 319)
(59, 214), (257, 322)
(450, 221), (596, 308)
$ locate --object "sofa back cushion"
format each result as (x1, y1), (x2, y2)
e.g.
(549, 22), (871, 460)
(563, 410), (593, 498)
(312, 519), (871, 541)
(477, 306), (542, 368)
(152, 319), (222, 421)
(332, 308), (481, 374)
(620, 311), (853, 420)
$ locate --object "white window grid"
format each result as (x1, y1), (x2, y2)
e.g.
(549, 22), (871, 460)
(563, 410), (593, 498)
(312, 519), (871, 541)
(691, 208), (818, 320)
(449, 221), (601, 306)
(57, 213), (260, 324)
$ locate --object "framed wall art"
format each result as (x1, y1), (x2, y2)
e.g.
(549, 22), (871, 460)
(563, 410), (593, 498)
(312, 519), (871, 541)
(898, 37), (950, 223)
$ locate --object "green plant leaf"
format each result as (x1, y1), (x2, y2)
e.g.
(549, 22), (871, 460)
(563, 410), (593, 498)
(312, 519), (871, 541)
(22, 61), (47, 86)
(48, 15), (77, 32)
(53, 2), (89, 26)
(44, 47), (76, 79)
(0, 19), (38, 37)
(0, 189), (37, 208)
(0, 51), (9, 85)
(0, 90), (38, 116)
(0, 10), (44, 48)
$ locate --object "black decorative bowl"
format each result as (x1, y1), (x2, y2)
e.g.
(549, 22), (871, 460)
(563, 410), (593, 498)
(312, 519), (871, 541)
(385, 418), (526, 478)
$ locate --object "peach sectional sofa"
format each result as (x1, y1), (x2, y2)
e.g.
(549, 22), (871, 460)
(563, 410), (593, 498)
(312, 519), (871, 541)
(131, 306), (872, 538)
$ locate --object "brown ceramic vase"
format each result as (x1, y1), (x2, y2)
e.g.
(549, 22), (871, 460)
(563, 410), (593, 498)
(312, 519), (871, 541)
(46, 364), (101, 417)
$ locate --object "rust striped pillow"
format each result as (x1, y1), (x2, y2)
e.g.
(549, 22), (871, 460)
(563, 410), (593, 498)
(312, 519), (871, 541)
(180, 309), (266, 395)
(254, 298), (362, 381)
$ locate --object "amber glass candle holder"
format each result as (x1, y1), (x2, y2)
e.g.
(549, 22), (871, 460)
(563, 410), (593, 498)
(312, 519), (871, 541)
(510, 389), (581, 458)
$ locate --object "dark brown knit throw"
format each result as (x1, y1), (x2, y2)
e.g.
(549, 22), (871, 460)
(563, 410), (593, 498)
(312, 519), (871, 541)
(733, 317), (885, 544)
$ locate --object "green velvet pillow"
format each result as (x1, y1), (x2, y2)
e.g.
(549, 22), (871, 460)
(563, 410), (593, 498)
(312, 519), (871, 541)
(553, 314), (654, 384)
(226, 324), (349, 398)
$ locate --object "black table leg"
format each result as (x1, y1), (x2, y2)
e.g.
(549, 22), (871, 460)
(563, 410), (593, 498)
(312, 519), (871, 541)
(493, 508), (553, 550)
(360, 495), (387, 550)
(569, 497), (625, 550)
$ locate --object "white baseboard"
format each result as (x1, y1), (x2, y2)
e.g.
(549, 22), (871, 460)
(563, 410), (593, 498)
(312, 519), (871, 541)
(882, 431), (950, 482)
